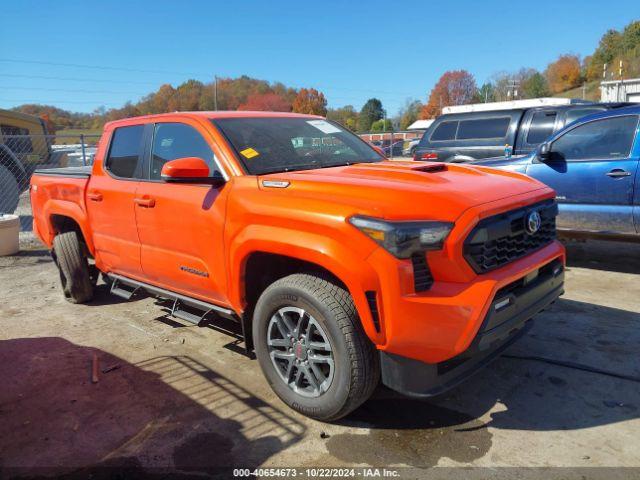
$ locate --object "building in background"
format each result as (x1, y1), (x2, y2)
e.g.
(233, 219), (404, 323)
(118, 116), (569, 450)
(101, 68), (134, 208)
(601, 79), (640, 103)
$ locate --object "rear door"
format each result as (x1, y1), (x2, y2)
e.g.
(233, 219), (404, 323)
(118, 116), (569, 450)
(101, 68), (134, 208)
(515, 109), (558, 154)
(525, 114), (639, 234)
(134, 120), (230, 304)
(86, 124), (146, 276)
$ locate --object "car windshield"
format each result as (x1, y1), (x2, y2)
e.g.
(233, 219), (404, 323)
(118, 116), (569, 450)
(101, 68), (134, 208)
(212, 117), (384, 175)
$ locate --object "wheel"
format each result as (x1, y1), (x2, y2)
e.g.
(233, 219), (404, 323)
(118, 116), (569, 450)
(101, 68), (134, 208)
(253, 273), (379, 421)
(0, 164), (20, 214)
(52, 231), (93, 303)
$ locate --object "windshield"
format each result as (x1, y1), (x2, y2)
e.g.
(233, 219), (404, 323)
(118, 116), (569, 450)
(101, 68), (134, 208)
(212, 117), (384, 175)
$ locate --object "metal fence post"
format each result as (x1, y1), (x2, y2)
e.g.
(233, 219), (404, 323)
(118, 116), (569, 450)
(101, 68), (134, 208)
(80, 134), (86, 166)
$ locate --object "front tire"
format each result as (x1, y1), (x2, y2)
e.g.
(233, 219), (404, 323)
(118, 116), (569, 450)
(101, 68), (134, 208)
(52, 231), (93, 303)
(253, 274), (379, 421)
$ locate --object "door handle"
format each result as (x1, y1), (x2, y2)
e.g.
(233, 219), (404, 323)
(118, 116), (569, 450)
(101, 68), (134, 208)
(606, 169), (631, 178)
(87, 191), (103, 201)
(134, 197), (156, 208)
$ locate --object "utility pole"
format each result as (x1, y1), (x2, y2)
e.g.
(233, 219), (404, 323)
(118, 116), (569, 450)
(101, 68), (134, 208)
(214, 75), (218, 111)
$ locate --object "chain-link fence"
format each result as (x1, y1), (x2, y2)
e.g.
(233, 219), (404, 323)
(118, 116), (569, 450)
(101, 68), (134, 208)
(0, 134), (100, 244)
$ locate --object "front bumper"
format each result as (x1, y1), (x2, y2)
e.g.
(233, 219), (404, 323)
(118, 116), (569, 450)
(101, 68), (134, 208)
(379, 257), (564, 397)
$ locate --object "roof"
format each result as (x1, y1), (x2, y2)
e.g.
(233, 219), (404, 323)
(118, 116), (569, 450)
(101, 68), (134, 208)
(105, 110), (324, 129)
(0, 108), (44, 125)
(571, 103), (640, 124)
(407, 119), (434, 130)
(442, 98), (590, 114)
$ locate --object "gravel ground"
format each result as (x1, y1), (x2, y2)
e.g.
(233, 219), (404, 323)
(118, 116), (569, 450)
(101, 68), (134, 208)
(0, 230), (639, 478)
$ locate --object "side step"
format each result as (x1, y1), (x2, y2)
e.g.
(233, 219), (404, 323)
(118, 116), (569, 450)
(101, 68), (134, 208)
(110, 278), (140, 300)
(105, 273), (254, 354)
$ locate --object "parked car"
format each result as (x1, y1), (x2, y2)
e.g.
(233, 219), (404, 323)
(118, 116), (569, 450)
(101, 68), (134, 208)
(0, 109), (51, 212)
(382, 140), (404, 157)
(403, 136), (422, 157)
(475, 105), (640, 241)
(413, 102), (632, 163)
(30, 111), (564, 421)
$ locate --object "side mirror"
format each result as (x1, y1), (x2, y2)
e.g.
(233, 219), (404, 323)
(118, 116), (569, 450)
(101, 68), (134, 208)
(161, 157), (225, 186)
(538, 142), (550, 161)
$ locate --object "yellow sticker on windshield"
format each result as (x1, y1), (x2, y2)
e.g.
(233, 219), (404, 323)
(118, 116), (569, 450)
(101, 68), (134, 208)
(240, 147), (260, 159)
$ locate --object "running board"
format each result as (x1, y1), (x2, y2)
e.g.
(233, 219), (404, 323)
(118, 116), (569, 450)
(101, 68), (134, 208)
(106, 273), (253, 355)
(107, 273), (236, 320)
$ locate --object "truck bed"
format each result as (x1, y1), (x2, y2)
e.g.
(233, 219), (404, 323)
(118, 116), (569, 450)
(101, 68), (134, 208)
(30, 167), (91, 248)
(33, 166), (92, 178)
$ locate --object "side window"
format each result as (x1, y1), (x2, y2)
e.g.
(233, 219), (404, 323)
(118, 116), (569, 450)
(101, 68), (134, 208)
(456, 117), (511, 140)
(526, 111), (557, 145)
(565, 107), (605, 125)
(430, 121), (458, 141)
(151, 123), (216, 180)
(551, 116), (639, 161)
(106, 125), (144, 178)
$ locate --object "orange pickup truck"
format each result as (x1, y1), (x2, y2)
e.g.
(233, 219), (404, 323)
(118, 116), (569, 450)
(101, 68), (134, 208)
(30, 111), (565, 421)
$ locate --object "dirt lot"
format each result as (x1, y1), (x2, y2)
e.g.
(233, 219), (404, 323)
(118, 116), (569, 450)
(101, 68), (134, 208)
(1, 236), (639, 478)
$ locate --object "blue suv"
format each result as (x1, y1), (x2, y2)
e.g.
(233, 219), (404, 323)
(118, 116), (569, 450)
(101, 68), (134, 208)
(474, 105), (640, 241)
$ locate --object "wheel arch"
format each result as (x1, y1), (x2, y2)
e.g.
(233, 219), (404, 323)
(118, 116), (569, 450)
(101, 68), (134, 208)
(229, 231), (383, 346)
(40, 201), (94, 254)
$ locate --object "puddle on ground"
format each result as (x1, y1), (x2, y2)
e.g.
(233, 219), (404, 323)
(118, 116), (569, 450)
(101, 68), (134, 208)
(326, 398), (492, 467)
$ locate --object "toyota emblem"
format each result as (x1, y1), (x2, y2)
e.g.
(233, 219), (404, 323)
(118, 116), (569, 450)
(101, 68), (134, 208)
(525, 211), (542, 235)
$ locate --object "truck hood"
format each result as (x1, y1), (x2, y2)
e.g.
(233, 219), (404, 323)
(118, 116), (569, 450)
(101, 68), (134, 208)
(261, 160), (549, 222)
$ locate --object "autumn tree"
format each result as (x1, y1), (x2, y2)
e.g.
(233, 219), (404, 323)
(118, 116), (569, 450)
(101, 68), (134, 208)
(398, 99), (423, 130)
(238, 92), (292, 111)
(292, 88), (328, 115)
(370, 119), (393, 132)
(522, 72), (550, 98)
(546, 54), (582, 93)
(326, 105), (359, 131)
(421, 70), (476, 119)
(358, 98), (384, 132)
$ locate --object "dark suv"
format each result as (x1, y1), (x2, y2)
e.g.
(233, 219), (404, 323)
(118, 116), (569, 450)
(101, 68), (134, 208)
(413, 102), (632, 163)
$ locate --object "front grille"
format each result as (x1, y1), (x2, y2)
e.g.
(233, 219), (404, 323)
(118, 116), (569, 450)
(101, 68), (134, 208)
(411, 253), (434, 291)
(464, 200), (557, 274)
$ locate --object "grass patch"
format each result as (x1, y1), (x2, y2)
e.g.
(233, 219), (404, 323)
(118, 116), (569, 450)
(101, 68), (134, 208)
(54, 129), (102, 145)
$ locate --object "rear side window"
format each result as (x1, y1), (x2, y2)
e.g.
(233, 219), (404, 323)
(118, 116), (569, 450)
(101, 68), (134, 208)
(430, 121), (458, 141)
(551, 115), (639, 161)
(150, 123), (216, 180)
(106, 125), (144, 178)
(527, 111), (557, 144)
(456, 117), (510, 140)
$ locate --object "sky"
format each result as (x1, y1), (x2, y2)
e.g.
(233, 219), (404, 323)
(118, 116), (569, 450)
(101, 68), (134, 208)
(0, 0), (637, 116)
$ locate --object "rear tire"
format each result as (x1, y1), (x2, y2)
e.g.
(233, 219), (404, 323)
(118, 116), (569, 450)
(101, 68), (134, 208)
(52, 231), (93, 303)
(253, 273), (379, 421)
(0, 164), (20, 214)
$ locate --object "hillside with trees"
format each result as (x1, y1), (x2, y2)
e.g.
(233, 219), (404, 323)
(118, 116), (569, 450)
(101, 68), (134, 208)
(420, 19), (640, 119)
(10, 20), (640, 132)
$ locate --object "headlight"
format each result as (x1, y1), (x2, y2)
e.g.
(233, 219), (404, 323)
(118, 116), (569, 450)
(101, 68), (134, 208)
(349, 216), (453, 258)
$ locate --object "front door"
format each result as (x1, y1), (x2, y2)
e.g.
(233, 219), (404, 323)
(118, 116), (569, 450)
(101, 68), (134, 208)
(86, 124), (145, 276)
(526, 114), (639, 234)
(134, 121), (230, 304)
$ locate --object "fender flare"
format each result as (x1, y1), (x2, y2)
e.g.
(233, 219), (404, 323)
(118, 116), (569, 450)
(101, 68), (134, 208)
(40, 198), (95, 254)
(227, 224), (384, 344)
